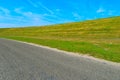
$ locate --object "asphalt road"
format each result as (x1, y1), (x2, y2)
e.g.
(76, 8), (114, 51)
(0, 39), (120, 80)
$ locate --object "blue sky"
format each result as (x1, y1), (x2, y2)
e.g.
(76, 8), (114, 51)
(0, 0), (120, 28)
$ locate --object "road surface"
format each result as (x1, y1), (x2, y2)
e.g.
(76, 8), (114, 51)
(0, 39), (120, 80)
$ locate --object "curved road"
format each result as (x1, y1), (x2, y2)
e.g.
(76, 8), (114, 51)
(0, 39), (120, 80)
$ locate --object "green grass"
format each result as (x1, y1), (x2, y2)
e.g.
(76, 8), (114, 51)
(0, 16), (120, 62)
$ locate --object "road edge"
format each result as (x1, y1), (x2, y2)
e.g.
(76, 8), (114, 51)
(1, 38), (120, 67)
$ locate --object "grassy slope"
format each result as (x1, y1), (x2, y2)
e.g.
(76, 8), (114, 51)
(0, 16), (120, 62)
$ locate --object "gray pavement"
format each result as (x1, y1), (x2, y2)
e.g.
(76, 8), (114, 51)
(0, 38), (120, 80)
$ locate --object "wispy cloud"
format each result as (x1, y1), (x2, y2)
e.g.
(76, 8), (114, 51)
(38, 2), (54, 14)
(96, 7), (116, 16)
(72, 12), (82, 20)
(25, 0), (63, 22)
(97, 7), (105, 13)
(0, 6), (10, 16)
(14, 7), (74, 27)
(27, 0), (54, 14)
(0, 7), (55, 28)
(0, 8), (29, 28)
(27, 0), (38, 8)
(14, 7), (55, 25)
(0, 7), (24, 22)
(14, 8), (33, 17)
(0, 4), (74, 28)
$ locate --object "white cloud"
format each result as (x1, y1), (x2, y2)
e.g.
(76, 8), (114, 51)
(24, 1), (63, 21)
(72, 13), (82, 20)
(97, 7), (105, 13)
(14, 8), (23, 14)
(96, 7), (116, 16)
(0, 7), (10, 16)
(27, 0), (54, 14)
(38, 2), (54, 14)
(27, 0), (38, 8)
(0, 7), (24, 22)
(14, 8), (33, 17)
(0, 7), (54, 28)
(0, 6), (72, 28)
(56, 9), (60, 12)
(14, 8), (57, 26)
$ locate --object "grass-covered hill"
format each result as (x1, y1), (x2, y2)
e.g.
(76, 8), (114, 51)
(0, 16), (120, 62)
